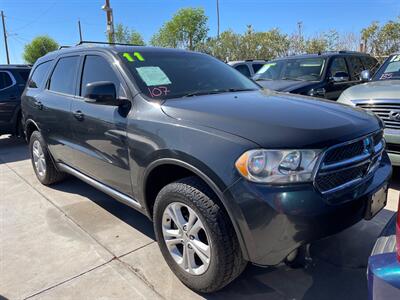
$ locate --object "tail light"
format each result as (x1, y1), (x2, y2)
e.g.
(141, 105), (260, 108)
(397, 195), (400, 262)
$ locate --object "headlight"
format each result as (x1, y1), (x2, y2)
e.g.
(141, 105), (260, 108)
(235, 149), (321, 183)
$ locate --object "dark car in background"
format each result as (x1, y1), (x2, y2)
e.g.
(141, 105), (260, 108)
(228, 59), (267, 77)
(253, 51), (378, 100)
(22, 45), (391, 293)
(368, 204), (400, 300)
(0, 64), (31, 137)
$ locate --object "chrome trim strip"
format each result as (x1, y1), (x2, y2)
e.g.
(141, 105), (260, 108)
(320, 153), (370, 171)
(352, 99), (400, 105)
(57, 163), (142, 209)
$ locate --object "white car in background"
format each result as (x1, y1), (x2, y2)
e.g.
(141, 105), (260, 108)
(338, 53), (400, 165)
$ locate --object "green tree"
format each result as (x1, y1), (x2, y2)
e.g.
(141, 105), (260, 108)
(361, 17), (400, 58)
(150, 7), (208, 50)
(23, 35), (59, 64)
(113, 24), (145, 45)
(304, 36), (328, 54)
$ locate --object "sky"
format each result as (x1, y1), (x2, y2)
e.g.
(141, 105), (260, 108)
(1, 0), (399, 64)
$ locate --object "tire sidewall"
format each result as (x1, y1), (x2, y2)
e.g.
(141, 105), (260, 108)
(154, 186), (225, 291)
(29, 131), (50, 184)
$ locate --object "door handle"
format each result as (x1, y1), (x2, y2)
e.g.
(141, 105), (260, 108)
(73, 110), (84, 121)
(34, 100), (43, 110)
(8, 95), (17, 100)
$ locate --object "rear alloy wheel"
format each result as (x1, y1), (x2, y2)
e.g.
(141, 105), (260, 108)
(29, 131), (66, 185)
(154, 177), (247, 293)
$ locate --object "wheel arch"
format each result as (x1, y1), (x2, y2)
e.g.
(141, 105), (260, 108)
(24, 118), (40, 142)
(142, 157), (249, 260)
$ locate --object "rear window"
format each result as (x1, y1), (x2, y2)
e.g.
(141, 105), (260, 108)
(29, 61), (52, 89)
(119, 51), (258, 100)
(0, 72), (13, 89)
(48, 56), (80, 95)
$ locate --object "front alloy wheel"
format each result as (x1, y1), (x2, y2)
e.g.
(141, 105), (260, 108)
(162, 202), (211, 275)
(153, 177), (247, 293)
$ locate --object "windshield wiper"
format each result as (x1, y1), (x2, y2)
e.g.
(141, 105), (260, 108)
(281, 77), (305, 81)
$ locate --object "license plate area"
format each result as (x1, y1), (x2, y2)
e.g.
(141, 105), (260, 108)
(365, 185), (388, 220)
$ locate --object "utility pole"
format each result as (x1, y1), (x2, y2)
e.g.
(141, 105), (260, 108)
(1, 11), (10, 64)
(216, 0), (220, 39)
(102, 0), (115, 43)
(78, 19), (83, 43)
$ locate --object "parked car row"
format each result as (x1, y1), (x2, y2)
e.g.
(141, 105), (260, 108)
(18, 44), (392, 293)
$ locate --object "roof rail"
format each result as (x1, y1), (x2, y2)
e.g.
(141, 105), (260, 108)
(58, 45), (71, 50)
(76, 40), (144, 47)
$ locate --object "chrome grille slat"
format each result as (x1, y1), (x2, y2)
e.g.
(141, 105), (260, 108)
(355, 101), (400, 130)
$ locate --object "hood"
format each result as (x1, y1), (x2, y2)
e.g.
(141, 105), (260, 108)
(342, 80), (400, 101)
(255, 79), (314, 92)
(161, 90), (381, 149)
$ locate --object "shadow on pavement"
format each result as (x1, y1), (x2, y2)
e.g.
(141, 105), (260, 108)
(51, 177), (155, 239)
(0, 136), (28, 164)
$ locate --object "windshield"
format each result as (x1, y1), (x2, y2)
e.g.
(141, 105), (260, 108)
(373, 54), (400, 81)
(119, 50), (259, 100)
(254, 57), (326, 81)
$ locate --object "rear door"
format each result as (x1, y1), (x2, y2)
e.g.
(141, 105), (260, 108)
(0, 71), (19, 127)
(39, 55), (81, 162)
(69, 53), (132, 195)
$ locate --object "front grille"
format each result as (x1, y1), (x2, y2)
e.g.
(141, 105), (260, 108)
(315, 131), (384, 194)
(324, 140), (364, 163)
(356, 101), (400, 130)
(315, 163), (369, 192)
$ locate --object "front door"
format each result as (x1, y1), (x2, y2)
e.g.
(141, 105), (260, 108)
(69, 54), (132, 196)
(325, 56), (352, 100)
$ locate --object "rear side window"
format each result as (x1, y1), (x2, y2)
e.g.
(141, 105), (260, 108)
(252, 63), (264, 73)
(29, 61), (52, 89)
(80, 55), (120, 97)
(348, 56), (365, 80)
(235, 64), (251, 77)
(49, 56), (80, 95)
(329, 57), (349, 77)
(0, 71), (13, 89)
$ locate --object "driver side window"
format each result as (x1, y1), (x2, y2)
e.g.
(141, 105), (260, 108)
(80, 55), (121, 98)
(329, 57), (349, 79)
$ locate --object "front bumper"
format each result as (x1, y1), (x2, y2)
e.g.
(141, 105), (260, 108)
(225, 152), (392, 266)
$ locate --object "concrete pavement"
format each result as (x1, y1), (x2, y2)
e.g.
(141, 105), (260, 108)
(0, 135), (398, 300)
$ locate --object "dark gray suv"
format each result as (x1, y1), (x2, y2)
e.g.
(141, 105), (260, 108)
(22, 45), (391, 292)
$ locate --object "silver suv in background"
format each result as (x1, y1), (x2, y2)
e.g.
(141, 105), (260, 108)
(338, 53), (400, 165)
(228, 60), (267, 77)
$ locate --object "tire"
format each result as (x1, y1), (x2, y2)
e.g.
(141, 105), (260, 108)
(29, 131), (66, 185)
(16, 115), (25, 139)
(153, 177), (247, 293)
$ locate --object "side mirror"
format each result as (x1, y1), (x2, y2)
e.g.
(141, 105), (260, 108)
(360, 70), (371, 82)
(331, 71), (350, 83)
(84, 81), (118, 106)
